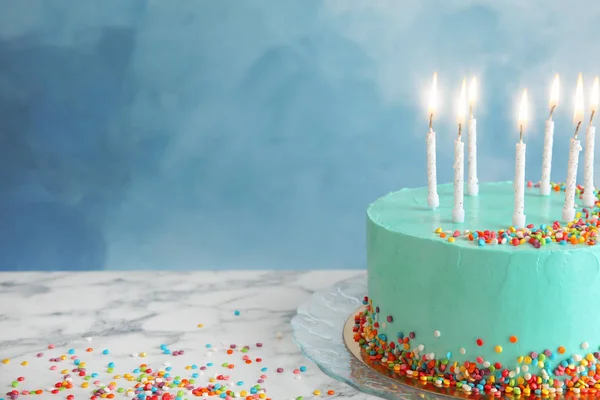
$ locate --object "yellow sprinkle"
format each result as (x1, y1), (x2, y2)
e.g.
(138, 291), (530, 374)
(259, 395), (266, 399)
(197, 323), (204, 328)
(81, 382), (89, 388)
(113, 375), (121, 379)
(509, 226), (516, 232)
(581, 359), (589, 367)
(209, 377), (216, 383)
(524, 356), (532, 364)
(185, 365), (192, 370)
(435, 227), (442, 233)
(61, 369), (69, 374)
(448, 237), (455, 243)
(79, 362), (86, 367)
(60, 355), (67, 360)
(313, 390), (322, 396)
(240, 391), (248, 397)
(587, 353), (595, 362)
(517, 356), (524, 364)
(494, 345), (503, 353)
(537, 360), (544, 368)
(1, 359), (9, 364)
(21, 361), (28, 366)
(517, 377), (525, 385)
(139, 352), (147, 357)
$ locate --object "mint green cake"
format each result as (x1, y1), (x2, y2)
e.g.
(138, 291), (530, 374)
(356, 181), (600, 397)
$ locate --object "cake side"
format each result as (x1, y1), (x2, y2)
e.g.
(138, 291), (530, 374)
(360, 181), (600, 396)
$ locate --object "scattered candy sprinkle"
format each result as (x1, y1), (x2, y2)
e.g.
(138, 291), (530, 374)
(0, 317), (317, 400)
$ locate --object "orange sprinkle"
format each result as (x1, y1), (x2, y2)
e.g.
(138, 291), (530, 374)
(558, 346), (566, 354)
(440, 232), (447, 238)
(327, 390), (335, 395)
(509, 335), (518, 343)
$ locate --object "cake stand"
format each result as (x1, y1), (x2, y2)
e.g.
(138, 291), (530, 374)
(291, 274), (457, 400)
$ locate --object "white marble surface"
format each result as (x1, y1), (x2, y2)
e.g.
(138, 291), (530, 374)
(0, 270), (374, 400)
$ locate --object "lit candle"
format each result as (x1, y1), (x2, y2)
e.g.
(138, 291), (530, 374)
(563, 74), (584, 222)
(540, 75), (560, 195)
(467, 77), (478, 196)
(582, 77), (599, 207)
(453, 79), (466, 223)
(513, 89), (528, 229)
(426, 73), (439, 209)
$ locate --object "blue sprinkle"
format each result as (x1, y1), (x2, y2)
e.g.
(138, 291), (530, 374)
(207, 362), (214, 367)
(67, 349), (75, 354)
(234, 310), (241, 316)
(237, 381), (244, 386)
(478, 238), (485, 246)
(102, 349), (109, 355)
(108, 362), (115, 368)
(205, 344), (212, 348)
(191, 364), (198, 369)
(299, 366), (307, 372)
(166, 366), (172, 371)
(261, 367), (268, 372)
(192, 373), (199, 378)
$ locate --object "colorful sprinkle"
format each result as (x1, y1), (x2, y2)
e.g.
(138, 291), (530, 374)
(434, 183), (600, 249)
(354, 299), (600, 399)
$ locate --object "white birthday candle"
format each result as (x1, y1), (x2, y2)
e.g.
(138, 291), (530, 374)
(583, 77), (599, 208)
(513, 89), (528, 229)
(426, 73), (439, 209)
(467, 77), (478, 196)
(540, 75), (559, 196)
(453, 79), (466, 223)
(563, 74), (584, 223)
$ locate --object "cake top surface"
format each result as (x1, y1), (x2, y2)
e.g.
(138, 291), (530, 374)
(367, 181), (595, 252)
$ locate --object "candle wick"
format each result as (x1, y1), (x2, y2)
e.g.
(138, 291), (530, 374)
(574, 120), (582, 139)
(590, 110), (596, 126)
(429, 113), (433, 130)
(519, 125), (524, 142)
(548, 104), (556, 120)
(458, 123), (462, 140)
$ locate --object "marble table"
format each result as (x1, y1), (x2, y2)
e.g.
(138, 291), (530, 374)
(0, 270), (374, 400)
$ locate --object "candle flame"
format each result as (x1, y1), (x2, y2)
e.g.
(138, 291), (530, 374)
(518, 89), (528, 131)
(428, 73), (438, 117)
(468, 77), (477, 106)
(574, 73), (584, 124)
(591, 77), (599, 113)
(457, 79), (467, 125)
(549, 74), (560, 108)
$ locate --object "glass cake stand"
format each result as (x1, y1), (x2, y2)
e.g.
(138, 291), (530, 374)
(291, 274), (456, 400)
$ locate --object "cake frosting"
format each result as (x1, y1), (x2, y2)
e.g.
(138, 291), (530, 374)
(356, 181), (600, 397)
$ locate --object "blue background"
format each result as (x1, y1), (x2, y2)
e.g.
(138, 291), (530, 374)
(0, 0), (598, 271)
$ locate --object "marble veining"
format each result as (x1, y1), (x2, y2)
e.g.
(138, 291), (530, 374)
(0, 271), (375, 399)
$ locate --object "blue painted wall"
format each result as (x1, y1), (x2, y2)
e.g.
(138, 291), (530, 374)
(0, 1), (598, 270)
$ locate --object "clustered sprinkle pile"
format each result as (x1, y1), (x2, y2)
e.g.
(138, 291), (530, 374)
(435, 182), (600, 248)
(0, 317), (335, 400)
(355, 297), (600, 398)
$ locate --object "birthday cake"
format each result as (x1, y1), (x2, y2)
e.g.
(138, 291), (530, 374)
(354, 181), (600, 397)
